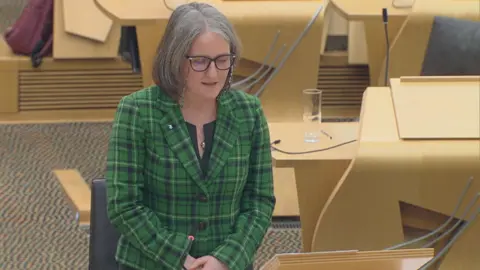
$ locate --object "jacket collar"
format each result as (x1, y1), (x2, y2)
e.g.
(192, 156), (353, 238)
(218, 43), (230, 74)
(153, 86), (240, 190)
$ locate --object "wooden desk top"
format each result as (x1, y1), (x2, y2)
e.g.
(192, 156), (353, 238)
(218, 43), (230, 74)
(330, 0), (411, 20)
(95, 0), (324, 24)
(391, 76), (480, 139)
(94, 0), (171, 25)
(269, 122), (358, 167)
(261, 248), (433, 270)
(63, 0), (113, 42)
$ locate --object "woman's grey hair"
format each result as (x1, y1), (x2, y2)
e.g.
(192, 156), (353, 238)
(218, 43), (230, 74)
(152, 2), (242, 101)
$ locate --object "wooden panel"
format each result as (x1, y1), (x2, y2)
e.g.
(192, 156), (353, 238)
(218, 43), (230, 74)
(19, 69), (143, 111)
(393, 0), (415, 8)
(63, 0), (113, 43)
(330, 0), (411, 19)
(53, 0), (121, 59)
(0, 38), (19, 112)
(1, 36), (139, 113)
(136, 22), (167, 86)
(326, 0), (349, 36)
(261, 248), (433, 270)
(272, 167), (299, 216)
(391, 76), (480, 139)
(383, 0), (480, 85)
(347, 21), (368, 64)
(53, 169), (91, 226)
(317, 65), (369, 109)
(0, 66), (19, 113)
(240, 52), (368, 114)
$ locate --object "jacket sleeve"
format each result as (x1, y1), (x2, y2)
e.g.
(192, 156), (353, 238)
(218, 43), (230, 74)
(210, 98), (276, 270)
(106, 95), (190, 269)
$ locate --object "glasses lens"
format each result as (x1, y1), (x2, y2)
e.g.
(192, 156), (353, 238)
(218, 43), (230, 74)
(190, 57), (209, 71)
(214, 55), (232, 70)
(188, 55), (233, 71)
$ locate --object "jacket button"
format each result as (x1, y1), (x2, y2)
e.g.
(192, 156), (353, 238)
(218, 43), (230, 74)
(198, 221), (207, 231)
(198, 194), (208, 202)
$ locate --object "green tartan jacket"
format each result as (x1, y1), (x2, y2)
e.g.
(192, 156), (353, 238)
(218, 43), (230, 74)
(106, 85), (276, 270)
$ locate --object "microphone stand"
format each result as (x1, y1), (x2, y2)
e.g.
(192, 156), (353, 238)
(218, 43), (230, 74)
(382, 8), (390, 86)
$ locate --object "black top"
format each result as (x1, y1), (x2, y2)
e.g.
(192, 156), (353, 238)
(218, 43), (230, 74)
(185, 121), (216, 176)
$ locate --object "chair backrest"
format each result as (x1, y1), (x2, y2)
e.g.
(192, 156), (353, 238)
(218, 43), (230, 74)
(382, 0), (480, 84)
(421, 16), (480, 76)
(88, 178), (120, 270)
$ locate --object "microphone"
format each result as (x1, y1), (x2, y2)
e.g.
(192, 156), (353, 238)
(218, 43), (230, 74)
(382, 8), (390, 86)
(382, 8), (388, 24)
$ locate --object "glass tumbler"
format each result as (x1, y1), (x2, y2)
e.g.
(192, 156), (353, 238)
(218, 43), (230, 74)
(302, 89), (322, 143)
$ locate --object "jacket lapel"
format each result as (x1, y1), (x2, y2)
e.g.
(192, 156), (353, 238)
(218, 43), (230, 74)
(154, 90), (204, 186)
(206, 93), (239, 181)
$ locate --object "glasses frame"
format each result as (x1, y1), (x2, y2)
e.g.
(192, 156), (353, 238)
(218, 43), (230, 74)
(185, 54), (236, 72)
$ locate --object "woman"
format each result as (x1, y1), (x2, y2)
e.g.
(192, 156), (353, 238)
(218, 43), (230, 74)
(106, 2), (276, 270)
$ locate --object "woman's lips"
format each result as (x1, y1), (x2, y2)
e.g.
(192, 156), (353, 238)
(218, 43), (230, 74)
(202, 82), (217, 86)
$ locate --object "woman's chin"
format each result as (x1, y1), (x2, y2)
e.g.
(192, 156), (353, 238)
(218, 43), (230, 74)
(198, 87), (222, 99)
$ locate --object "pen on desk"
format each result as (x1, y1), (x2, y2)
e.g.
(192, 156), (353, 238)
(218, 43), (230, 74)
(321, 130), (332, 139)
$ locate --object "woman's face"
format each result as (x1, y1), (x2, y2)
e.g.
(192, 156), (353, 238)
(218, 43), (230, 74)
(183, 31), (232, 100)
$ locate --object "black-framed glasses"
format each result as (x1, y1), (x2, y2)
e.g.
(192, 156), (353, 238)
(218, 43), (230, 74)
(185, 54), (235, 72)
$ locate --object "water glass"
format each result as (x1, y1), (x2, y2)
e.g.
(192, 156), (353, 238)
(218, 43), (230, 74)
(302, 89), (322, 143)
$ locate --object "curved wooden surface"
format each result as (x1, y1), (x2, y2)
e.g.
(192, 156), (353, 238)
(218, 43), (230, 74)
(381, 0), (480, 85)
(261, 248), (434, 270)
(53, 0), (121, 59)
(271, 122), (358, 251)
(63, 0), (114, 43)
(312, 77), (480, 269)
(329, 0), (412, 86)
(53, 169), (91, 227)
(95, 0), (326, 121)
(391, 76), (480, 139)
(94, 0), (171, 25)
(329, 0), (411, 20)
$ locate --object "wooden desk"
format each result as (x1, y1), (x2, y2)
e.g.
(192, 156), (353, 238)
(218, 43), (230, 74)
(330, 0), (411, 85)
(261, 248), (434, 270)
(270, 122), (358, 251)
(63, 0), (114, 43)
(54, 0), (120, 59)
(95, 0), (327, 122)
(383, 0), (480, 85)
(312, 76), (480, 269)
(330, 0), (411, 20)
(94, 0), (170, 25)
(271, 167), (299, 216)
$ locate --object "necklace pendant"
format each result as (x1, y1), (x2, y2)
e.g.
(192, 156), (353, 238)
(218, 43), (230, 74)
(201, 141), (206, 149)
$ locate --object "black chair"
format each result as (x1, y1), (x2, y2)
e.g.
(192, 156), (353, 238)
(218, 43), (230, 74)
(421, 16), (480, 76)
(119, 26), (142, 73)
(88, 178), (120, 270)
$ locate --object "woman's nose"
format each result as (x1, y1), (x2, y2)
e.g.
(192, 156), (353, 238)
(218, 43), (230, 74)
(205, 62), (219, 77)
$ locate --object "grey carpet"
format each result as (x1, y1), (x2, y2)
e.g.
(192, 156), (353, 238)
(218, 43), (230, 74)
(0, 122), (301, 270)
(0, 0), (26, 34)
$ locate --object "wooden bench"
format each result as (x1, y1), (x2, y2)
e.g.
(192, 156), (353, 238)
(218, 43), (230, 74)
(53, 167), (300, 227)
(53, 169), (91, 227)
(0, 38), (143, 115)
(0, 0), (142, 117)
